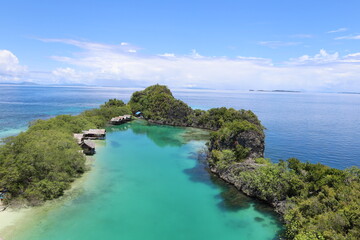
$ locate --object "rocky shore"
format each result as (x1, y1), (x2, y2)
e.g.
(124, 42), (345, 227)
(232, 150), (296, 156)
(209, 159), (287, 215)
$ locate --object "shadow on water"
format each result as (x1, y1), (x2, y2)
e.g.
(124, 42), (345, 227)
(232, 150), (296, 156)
(184, 153), (254, 211)
(110, 140), (121, 148)
(184, 150), (285, 238)
(109, 120), (284, 237)
(107, 120), (209, 148)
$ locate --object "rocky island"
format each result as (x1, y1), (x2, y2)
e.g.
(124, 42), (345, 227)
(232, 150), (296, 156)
(129, 85), (360, 240)
(0, 85), (359, 240)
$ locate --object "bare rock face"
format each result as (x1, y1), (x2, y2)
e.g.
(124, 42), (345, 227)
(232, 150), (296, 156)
(208, 129), (265, 159)
(235, 130), (265, 159)
(209, 159), (287, 215)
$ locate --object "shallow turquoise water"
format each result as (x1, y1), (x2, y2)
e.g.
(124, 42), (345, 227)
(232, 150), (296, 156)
(13, 121), (282, 240)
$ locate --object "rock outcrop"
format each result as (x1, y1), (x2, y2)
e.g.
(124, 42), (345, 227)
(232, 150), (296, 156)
(209, 159), (287, 215)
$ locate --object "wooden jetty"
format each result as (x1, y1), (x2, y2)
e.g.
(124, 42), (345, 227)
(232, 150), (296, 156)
(110, 115), (132, 125)
(82, 129), (106, 140)
(73, 129), (106, 155)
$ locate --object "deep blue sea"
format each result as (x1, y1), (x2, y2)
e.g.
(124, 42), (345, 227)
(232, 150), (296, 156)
(0, 85), (359, 169)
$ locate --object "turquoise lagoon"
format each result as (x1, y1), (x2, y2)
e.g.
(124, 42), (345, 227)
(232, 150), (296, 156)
(12, 121), (282, 240)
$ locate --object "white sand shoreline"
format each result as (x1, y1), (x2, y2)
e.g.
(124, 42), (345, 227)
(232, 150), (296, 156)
(0, 153), (98, 240)
(0, 207), (33, 238)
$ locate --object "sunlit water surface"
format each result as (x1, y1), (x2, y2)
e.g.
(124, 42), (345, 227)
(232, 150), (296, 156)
(12, 121), (282, 240)
(1, 85), (359, 239)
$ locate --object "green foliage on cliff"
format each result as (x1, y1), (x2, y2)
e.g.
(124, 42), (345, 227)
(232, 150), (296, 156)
(129, 84), (263, 128)
(1, 84), (358, 239)
(129, 84), (264, 159)
(284, 160), (360, 240)
(129, 84), (192, 125)
(0, 100), (131, 205)
(210, 149), (237, 170)
(189, 107), (262, 130)
(236, 158), (360, 239)
(101, 98), (125, 108)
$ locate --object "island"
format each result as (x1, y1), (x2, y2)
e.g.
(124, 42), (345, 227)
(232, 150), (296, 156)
(0, 85), (359, 240)
(249, 89), (301, 93)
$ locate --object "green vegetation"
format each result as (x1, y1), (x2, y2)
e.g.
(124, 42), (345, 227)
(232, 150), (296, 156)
(129, 84), (264, 159)
(0, 101), (130, 206)
(129, 84), (262, 129)
(129, 85), (360, 239)
(254, 157), (271, 165)
(129, 84), (192, 126)
(235, 159), (360, 239)
(0, 84), (359, 239)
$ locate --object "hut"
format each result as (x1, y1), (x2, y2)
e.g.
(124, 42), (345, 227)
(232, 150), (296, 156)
(0, 189), (8, 204)
(135, 111), (143, 118)
(81, 140), (95, 155)
(110, 116), (124, 125)
(82, 129), (106, 140)
(110, 115), (132, 125)
(123, 115), (132, 120)
(73, 133), (84, 144)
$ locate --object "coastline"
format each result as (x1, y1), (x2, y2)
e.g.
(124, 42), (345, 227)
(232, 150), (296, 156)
(209, 161), (286, 215)
(0, 151), (99, 240)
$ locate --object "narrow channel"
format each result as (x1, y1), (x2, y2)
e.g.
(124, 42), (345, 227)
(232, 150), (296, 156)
(14, 121), (283, 240)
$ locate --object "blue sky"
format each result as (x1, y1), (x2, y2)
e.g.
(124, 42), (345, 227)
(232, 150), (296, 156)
(1, 0), (360, 91)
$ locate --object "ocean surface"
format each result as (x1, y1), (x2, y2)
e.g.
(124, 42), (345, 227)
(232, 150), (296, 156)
(1, 85), (359, 239)
(11, 121), (282, 240)
(0, 85), (359, 169)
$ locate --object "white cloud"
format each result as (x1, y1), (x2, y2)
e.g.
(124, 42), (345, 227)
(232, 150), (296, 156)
(288, 49), (360, 65)
(287, 49), (340, 65)
(40, 39), (360, 91)
(327, 28), (348, 33)
(52, 67), (90, 83)
(158, 53), (176, 57)
(190, 49), (203, 58)
(258, 41), (301, 48)
(0, 50), (27, 82)
(335, 35), (360, 40)
(236, 56), (273, 65)
(3, 39), (360, 92)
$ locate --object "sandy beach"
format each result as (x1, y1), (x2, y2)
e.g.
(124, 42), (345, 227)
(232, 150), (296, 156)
(0, 155), (97, 240)
(0, 207), (34, 239)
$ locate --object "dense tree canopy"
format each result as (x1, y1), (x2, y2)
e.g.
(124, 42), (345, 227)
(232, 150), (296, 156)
(0, 101), (131, 205)
(0, 84), (359, 239)
(129, 85), (360, 239)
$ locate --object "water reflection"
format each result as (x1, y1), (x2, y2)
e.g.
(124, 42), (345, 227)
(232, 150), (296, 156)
(110, 140), (121, 148)
(183, 155), (284, 238)
(107, 120), (209, 148)
(108, 120), (283, 237)
(183, 148), (282, 223)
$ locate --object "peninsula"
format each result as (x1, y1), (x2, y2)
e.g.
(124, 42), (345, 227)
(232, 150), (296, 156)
(0, 85), (359, 240)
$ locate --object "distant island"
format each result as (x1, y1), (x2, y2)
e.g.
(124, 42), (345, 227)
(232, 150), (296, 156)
(0, 81), (39, 85)
(0, 84), (359, 240)
(338, 92), (360, 95)
(249, 89), (301, 93)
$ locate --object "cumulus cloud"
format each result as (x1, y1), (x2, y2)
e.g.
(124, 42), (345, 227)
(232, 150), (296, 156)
(335, 35), (360, 40)
(51, 67), (94, 84)
(3, 39), (360, 92)
(41, 39), (360, 91)
(0, 50), (27, 81)
(287, 49), (340, 65)
(327, 28), (348, 33)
